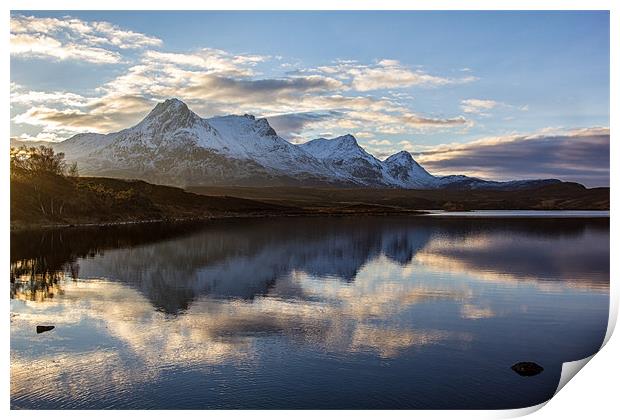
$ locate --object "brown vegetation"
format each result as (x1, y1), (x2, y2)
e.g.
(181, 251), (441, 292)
(188, 184), (610, 211)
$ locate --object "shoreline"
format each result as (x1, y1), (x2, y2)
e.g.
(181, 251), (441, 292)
(10, 208), (610, 233)
(9, 209), (429, 233)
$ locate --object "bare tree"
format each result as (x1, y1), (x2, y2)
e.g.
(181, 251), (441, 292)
(10, 145), (67, 175)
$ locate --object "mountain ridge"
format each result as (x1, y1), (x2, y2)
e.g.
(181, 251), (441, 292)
(11, 98), (564, 190)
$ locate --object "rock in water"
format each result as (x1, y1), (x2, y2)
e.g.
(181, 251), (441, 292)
(36, 325), (55, 334)
(511, 361), (544, 376)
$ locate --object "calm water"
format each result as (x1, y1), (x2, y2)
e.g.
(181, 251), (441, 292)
(10, 216), (609, 409)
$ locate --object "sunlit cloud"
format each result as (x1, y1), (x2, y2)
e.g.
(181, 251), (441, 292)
(10, 33), (121, 64)
(9, 15), (483, 144)
(313, 59), (477, 91)
(10, 14), (475, 143)
(11, 83), (91, 107)
(10, 15), (161, 64)
(13, 93), (157, 133)
(12, 55), (471, 137)
(143, 48), (267, 77)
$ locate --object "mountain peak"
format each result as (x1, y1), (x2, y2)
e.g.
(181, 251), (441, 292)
(299, 134), (377, 165)
(334, 134), (358, 146)
(165, 97), (186, 106)
(138, 98), (200, 131)
(207, 114), (278, 138)
(384, 149), (435, 186)
(385, 150), (414, 164)
(150, 98), (188, 114)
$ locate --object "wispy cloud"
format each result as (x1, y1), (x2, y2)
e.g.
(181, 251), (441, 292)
(10, 33), (122, 64)
(10, 14), (161, 64)
(10, 15), (475, 141)
(11, 83), (92, 107)
(143, 48), (267, 77)
(460, 99), (500, 114)
(313, 59), (477, 91)
(13, 55), (471, 137)
(460, 98), (529, 116)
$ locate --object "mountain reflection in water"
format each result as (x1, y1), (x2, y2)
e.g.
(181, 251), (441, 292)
(10, 216), (609, 409)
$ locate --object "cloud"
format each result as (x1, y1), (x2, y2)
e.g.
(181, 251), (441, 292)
(313, 59), (477, 91)
(266, 111), (344, 141)
(10, 25), (473, 141)
(59, 57), (468, 137)
(13, 94), (156, 133)
(181, 73), (346, 103)
(359, 139), (404, 159)
(347, 110), (469, 134)
(11, 83), (91, 107)
(143, 48), (267, 77)
(10, 33), (121, 64)
(11, 131), (72, 143)
(460, 98), (529, 116)
(10, 14), (161, 64)
(461, 99), (500, 114)
(97, 62), (349, 115)
(366, 139), (392, 146)
(417, 128), (610, 187)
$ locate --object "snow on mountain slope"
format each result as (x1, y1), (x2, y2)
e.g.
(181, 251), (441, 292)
(299, 135), (393, 186)
(383, 151), (439, 188)
(27, 98), (561, 190)
(206, 114), (330, 175)
(53, 99), (338, 186)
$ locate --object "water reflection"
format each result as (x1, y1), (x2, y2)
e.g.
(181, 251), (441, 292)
(10, 217), (609, 409)
(11, 218), (609, 310)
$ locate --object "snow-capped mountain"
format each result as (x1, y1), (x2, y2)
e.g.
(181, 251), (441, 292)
(384, 150), (438, 188)
(15, 98), (562, 190)
(47, 99), (338, 186)
(299, 134), (391, 186)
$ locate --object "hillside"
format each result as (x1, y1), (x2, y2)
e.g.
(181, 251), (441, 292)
(9, 169), (297, 230)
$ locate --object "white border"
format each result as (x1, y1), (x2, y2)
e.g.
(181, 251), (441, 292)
(3, 1), (617, 419)
(1, 0), (618, 10)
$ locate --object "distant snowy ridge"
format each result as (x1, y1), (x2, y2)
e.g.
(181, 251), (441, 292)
(11, 98), (562, 190)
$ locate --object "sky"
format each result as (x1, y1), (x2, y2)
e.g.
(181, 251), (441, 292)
(9, 11), (610, 186)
